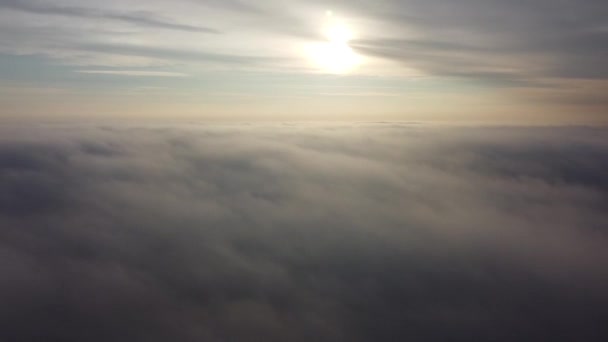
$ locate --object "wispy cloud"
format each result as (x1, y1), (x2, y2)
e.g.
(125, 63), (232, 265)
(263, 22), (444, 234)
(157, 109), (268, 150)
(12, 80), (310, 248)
(0, 0), (219, 33)
(76, 70), (189, 77)
(340, 0), (608, 83)
(71, 42), (291, 66)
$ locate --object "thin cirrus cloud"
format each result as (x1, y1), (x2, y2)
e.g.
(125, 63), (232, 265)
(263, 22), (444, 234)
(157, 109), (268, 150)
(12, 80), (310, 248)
(339, 0), (608, 82)
(76, 70), (189, 77)
(70, 42), (294, 66)
(0, 0), (220, 33)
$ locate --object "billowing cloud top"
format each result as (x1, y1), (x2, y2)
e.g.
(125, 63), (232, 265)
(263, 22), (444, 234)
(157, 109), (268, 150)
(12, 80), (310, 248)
(1, 123), (607, 341)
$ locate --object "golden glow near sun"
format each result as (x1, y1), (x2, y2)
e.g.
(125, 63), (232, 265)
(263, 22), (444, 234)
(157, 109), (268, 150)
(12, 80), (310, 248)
(306, 11), (362, 74)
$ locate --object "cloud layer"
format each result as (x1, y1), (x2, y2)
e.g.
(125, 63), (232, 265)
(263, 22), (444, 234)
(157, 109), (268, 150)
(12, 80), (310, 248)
(1, 123), (607, 341)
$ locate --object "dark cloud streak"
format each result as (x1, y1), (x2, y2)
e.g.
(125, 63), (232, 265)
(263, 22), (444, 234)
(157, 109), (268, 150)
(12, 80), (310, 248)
(0, 0), (220, 33)
(335, 0), (608, 82)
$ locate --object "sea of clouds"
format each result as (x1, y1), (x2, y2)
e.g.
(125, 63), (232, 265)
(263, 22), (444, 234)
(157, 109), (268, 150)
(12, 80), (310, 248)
(0, 123), (607, 341)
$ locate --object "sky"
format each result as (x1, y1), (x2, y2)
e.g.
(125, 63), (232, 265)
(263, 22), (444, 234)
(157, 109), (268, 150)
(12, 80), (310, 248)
(1, 0), (607, 122)
(1, 2), (608, 340)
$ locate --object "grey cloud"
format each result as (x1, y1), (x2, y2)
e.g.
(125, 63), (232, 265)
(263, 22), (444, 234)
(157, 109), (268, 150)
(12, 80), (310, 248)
(0, 123), (607, 341)
(0, 23), (285, 69)
(335, 0), (608, 82)
(71, 42), (290, 66)
(193, 0), (266, 14)
(0, 0), (219, 33)
(351, 38), (537, 86)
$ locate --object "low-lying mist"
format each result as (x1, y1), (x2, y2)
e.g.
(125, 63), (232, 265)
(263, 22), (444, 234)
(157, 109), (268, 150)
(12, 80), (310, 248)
(1, 123), (607, 341)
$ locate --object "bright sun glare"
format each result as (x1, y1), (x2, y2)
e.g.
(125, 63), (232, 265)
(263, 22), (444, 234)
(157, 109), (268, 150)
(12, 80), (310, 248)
(306, 11), (362, 74)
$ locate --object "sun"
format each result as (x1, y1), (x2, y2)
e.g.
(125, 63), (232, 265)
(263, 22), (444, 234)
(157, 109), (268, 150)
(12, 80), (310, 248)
(306, 12), (362, 74)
